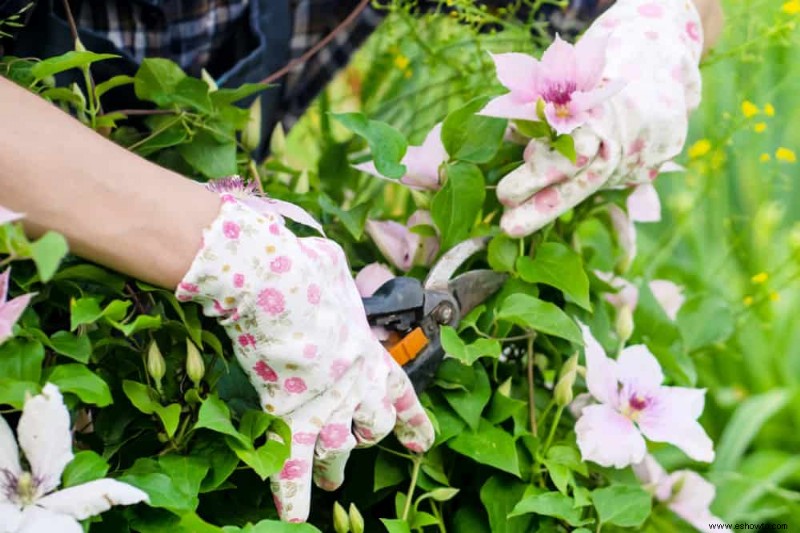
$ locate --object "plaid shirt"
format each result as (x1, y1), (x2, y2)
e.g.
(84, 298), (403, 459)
(3, 0), (608, 123)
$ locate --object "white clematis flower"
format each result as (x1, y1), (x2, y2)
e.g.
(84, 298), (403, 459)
(0, 384), (148, 533)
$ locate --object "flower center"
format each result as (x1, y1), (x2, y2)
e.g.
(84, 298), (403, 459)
(1, 470), (39, 506)
(621, 393), (650, 421)
(542, 81), (576, 107)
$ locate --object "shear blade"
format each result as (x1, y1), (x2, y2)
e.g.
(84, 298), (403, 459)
(448, 270), (508, 316)
(424, 236), (490, 290)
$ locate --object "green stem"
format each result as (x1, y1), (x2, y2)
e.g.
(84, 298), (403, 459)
(402, 455), (423, 522)
(543, 406), (564, 455)
(429, 500), (447, 533)
(527, 334), (538, 437)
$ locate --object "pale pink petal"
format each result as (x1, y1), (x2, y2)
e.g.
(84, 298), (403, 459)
(638, 389), (715, 463)
(580, 323), (618, 406)
(488, 53), (541, 99)
(608, 205), (637, 266)
(402, 123), (446, 190)
(649, 280), (685, 321)
(595, 271), (639, 311)
(632, 455), (673, 502)
(627, 183), (661, 223)
(0, 293), (35, 345)
(258, 198), (324, 235)
(479, 94), (538, 121)
(668, 471), (724, 531)
(17, 383), (73, 494)
(354, 263), (395, 298)
(0, 206), (23, 226)
(365, 220), (415, 272)
(543, 102), (588, 135)
(574, 34), (609, 90)
(353, 160), (381, 179)
(38, 479), (148, 520)
(576, 404), (647, 468)
(0, 269), (9, 304)
(571, 79), (626, 116)
(616, 345), (664, 393)
(569, 392), (595, 418)
(0, 502), (23, 530)
(0, 416), (21, 482)
(659, 161), (685, 174)
(539, 35), (577, 86)
(407, 210), (440, 267)
(16, 506), (82, 533)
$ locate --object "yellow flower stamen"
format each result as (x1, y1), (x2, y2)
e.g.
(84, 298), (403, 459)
(776, 147), (797, 163)
(741, 100), (759, 118)
(751, 272), (769, 284)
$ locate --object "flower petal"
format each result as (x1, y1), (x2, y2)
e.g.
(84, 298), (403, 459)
(407, 210), (440, 267)
(608, 204), (637, 267)
(16, 506), (82, 533)
(539, 35), (577, 87)
(258, 197), (325, 236)
(543, 102), (588, 135)
(632, 455), (672, 502)
(354, 263), (395, 298)
(595, 271), (639, 311)
(576, 404), (646, 468)
(0, 410), (21, 483)
(638, 388), (715, 463)
(627, 183), (661, 223)
(668, 470), (724, 531)
(616, 345), (664, 393)
(38, 479), (148, 520)
(17, 383), (73, 495)
(574, 34), (609, 90)
(0, 293), (35, 345)
(0, 206), (23, 227)
(488, 53), (541, 99)
(649, 280), (685, 321)
(0, 501), (23, 532)
(0, 269), (8, 304)
(479, 94), (538, 122)
(580, 323), (618, 405)
(365, 220), (415, 272)
(402, 123), (446, 190)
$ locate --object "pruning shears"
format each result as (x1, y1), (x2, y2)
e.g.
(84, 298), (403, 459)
(362, 238), (507, 392)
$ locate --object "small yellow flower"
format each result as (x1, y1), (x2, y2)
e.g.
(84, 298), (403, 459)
(776, 147), (797, 163)
(754, 122), (768, 133)
(769, 291), (781, 302)
(688, 139), (712, 159)
(751, 272), (769, 284)
(764, 103), (776, 116)
(743, 296), (754, 307)
(741, 100), (759, 118)
(394, 55), (410, 70)
(782, 0), (800, 15)
(760, 153), (771, 163)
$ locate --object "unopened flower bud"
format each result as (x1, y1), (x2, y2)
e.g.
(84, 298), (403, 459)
(185, 339), (205, 386)
(332, 501), (350, 533)
(348, 503), (364, 533)
(554, 354), (578, 407)
(147, 341), (166, 391)
(615, 305), (634, 344)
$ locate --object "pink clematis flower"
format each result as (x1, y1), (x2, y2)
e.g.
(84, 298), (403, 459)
(0, 269), (34, 346)
(574, 324), (714, 468)
(595, 272), (685, 321)
(365, 210), (439, 272)
(0, 205), (23, 226)
(480, 35), (620, 134)
(634, 455), (724, 532)
(355, 124), (446, 191)
(354, 263), (394, 298)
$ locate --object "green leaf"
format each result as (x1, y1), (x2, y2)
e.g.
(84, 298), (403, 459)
(441, 98), (507, 163)
(119, 470), (194, 513)
(318, 194), (369, 240)
(123, 380), (160, 414)
(332, 112), (407, 179)
(677, 295), (735, 352)
(381, 519), (412, 533)
(0, 380), (39, 409)
(509, 491), (589, 526)
(109, 314), (162, 336)
(374, 449), (407, 492)
(47, 364), (112, 406)
(134, 58), (187, 106)
(513, 120), (551, 139)
(552, 134), (577, 164)
(487, 234), (519, 274)
(53, 264), (125, 291)
(178, 130), (237, 179)
(441, 361), (491, 430)
(431, 162), (485, 250)
(229, 438), (289, 481)
(496, 294), (583, 344)
(173, 76), (212, 113)
(223, 521), (321, 533)
(31, 51), (118, 80)
(159, 455), (210, 510)
(712, 389), (790, 473)
(210, 83), (270, 106)
(48, 331), (91, 363)
(62, 450), (109, 487)
(155, 404), (182, 438)
(447, 418), (521, 477)
(517, 242), (591, 310)
(591, 485), (652, 527)
(70, 297), (131, 330)
(440, 326), (501, 365)
(30, 231), (69, 282)
(95, 74), (135, 99)
(480, 475), (534, 533)
(194, 393), (249, 447)
(0, 339), (44, 383)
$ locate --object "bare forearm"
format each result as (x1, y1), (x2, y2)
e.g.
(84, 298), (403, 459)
(0, 77), (220, 289)
(692, 0), (724, 54)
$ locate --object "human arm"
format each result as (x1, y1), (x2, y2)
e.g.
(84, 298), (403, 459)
(0, 75), (221, 289)
(693, 0), (724, 55)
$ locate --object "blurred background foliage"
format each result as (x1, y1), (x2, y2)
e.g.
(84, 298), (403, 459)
(273, 0), (800, 526)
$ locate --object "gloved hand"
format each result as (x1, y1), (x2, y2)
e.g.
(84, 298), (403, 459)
(486, 0), (704, 237)
(176, 195), (434, 522)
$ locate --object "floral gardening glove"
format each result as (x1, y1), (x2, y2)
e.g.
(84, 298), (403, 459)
(176, 195), (434, 522)
(482, 0), (704, 237)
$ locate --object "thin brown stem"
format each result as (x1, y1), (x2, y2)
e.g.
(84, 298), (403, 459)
(527, 333), (538, 437)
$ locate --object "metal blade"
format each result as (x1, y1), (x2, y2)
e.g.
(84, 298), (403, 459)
(448, 270), (508, 317)
(424, 236), (490, 290)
